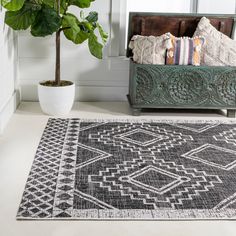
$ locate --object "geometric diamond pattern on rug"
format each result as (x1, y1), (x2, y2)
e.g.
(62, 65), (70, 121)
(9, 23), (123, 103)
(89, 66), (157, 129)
(182, 144), (236, 170)
(125, 165), (191, 195)
(89, 123), (193, 155)
(17, 119), (236, 219)
(115, 128), (168, 147)
(214, 128), (236, 146)
(78, 122), (108, 131)
(17, 119), (69, 218)
(170, 122), (219, 133)
(52, 119), (81, 217)
(89, 154), (222, 209)
(76, 143), (112, 168)
(214, 192), (236, 210)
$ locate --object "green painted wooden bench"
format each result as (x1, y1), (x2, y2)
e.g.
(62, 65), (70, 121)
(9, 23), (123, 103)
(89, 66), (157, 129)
(127, 13), (236, 117)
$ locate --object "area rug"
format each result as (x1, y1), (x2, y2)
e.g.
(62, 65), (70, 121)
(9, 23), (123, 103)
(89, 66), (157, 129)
(17, 118), (236, 220)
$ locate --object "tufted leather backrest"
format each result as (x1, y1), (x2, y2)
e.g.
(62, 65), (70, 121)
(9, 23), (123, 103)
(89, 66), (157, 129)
(127, 13), (236, 57)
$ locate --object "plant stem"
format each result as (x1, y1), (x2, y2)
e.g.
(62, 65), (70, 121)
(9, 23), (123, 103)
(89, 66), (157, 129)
(55, 31), (61, 85)
(55, 0), (61, 86)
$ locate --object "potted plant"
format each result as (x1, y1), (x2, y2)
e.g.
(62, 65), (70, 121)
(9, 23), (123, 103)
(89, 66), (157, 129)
(0, 0), (108, 115)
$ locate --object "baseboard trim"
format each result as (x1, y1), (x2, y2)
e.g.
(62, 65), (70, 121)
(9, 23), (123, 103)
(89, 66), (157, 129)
(0, 90), (20, 134)
(20, 85), (128, 102)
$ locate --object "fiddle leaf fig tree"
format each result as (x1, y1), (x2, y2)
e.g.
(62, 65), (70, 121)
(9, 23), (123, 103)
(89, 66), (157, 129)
(1, 0), (108, 86)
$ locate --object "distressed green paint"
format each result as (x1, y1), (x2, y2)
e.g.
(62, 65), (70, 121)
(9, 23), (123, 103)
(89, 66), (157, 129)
(128, 60), (236, 111)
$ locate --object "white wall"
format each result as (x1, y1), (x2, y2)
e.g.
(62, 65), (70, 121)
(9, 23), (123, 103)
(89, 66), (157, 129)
(0, 9), (19, 133)
(127, 0), (191, 12)
(198, 0), (236, 14)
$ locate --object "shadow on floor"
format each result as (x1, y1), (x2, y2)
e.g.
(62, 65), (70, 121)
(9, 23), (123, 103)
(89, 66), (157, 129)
(81, 102), (226, 118)
(141, 108), (225, 117)
(16, 102), (227, 118)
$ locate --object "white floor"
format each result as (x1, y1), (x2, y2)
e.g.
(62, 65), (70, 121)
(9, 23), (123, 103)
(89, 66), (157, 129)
(0, 102), (236, 236)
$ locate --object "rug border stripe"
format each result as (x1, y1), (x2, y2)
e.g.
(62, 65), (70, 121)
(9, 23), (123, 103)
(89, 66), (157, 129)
(61, 118), (236, 124)
(16, 209), (236, 220)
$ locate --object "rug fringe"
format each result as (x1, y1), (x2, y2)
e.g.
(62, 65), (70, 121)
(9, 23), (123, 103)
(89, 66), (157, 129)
(49, 117), (236, 124)
(16, 209), (236, 220)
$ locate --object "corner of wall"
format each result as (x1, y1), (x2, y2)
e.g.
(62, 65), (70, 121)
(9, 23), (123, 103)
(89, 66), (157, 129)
(0, 90), (20, 134)
(0, 9), (20, 134)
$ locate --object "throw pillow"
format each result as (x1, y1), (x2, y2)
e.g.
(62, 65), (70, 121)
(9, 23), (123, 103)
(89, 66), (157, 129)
(129, 35), (168, 64)
(166, 33), (205, 66)
(194, 17), (236, 66)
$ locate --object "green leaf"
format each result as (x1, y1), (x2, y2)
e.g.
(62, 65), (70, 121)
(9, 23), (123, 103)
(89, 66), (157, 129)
(81, 21), (93, 31)
(2, 0), (25, 11)
(59, 0), (68, 14)
(75, 29), (89, 43)
(25, 0), (42, 11)
(62, 13), (89, 44)
(69, 0), (94, 8)
(0, 0), (8, 5)
(62, 13), (80, 42)
(88, 31), (103, 59)
(97, 23), (108, 44)
(31, 5), (61, 37)
(85, 11), (98, 23)
(42, 0), (55, 8)
(43, 0), (67, 14)
(5, 2), (40, 30)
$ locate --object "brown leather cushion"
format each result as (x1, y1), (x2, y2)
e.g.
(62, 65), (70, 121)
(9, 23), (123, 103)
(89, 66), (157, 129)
(127, 14), (235, 57)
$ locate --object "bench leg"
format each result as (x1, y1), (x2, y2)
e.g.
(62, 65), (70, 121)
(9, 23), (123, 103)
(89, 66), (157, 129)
(132, 108), (141, 116)
(227, 110), (236, 118)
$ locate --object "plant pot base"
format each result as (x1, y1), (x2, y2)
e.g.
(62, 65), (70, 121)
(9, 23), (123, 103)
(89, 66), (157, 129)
(38, 81), (75, 116)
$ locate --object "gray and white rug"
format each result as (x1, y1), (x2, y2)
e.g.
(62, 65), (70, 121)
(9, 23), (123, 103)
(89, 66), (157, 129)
(17, 119), (236, 219)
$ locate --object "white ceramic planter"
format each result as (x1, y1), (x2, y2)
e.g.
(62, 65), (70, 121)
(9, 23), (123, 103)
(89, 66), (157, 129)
(38, 82), (75, 116)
